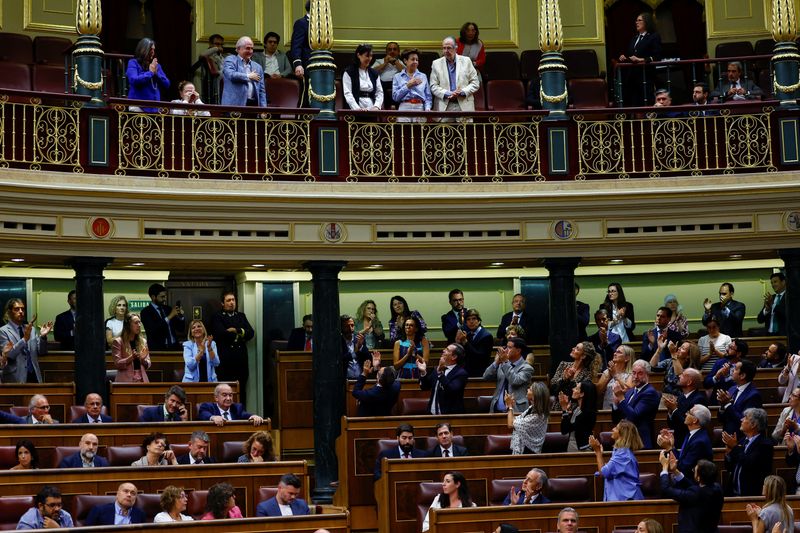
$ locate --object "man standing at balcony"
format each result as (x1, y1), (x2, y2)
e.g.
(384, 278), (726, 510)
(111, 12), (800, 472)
(702, 282), (746, 338)
(140, 283), (184, 350)
(210, 292), (255, 403)
(714, 61), (763, 102)
(222, 36), (268, 108)
(430, 36), (480, 120)
(53, 290), (76, 351)
(253, 32), (292, 79)
(291, 1), (312, 107)
(0, 298), (51, 383)
(441, 289), (466, 343)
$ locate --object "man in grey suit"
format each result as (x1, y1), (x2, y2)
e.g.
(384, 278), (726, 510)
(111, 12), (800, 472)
(0, 298), (52, 383)
(713, 61), (763, 102)
(483, 337), (534, 413)
(221, 36), (268, 107)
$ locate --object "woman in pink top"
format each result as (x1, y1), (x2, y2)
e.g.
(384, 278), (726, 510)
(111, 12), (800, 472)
(200, 482), (242, 520)
(112, 313), (150, 382)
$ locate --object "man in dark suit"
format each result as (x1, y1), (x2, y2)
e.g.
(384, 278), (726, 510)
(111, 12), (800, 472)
(704, 338), (749, 395)
(641, 307), (683, 363)
(374, 423), (426, 480)
(85, 482), (145, 525)
(712, 61), (763, 102)
(664, 368), (707, 447)
(441, 288), (466, 343)
(418, 343), (469, 415)
(496, 293), (535, 344)
(503, 468), (550, 505)
(256, 474), (310, 516)
(702, 282), (746, 338)
(660, 457), (723, 533)
(24, 394), (59, 424)
(658, 404), (713, 478)
(618, 12), (662, 106)
(209, 291), (255, 403)
(575, 282), (590, 341)
(758, 342), (787, 369)
(198, 383), (264, 426)
(53, 289), (76, 350)
(457, 308), (494, 377)
(176, 430), (216, 465)
(287, 314), (313, 351)
(58, 433), (110, 468)
(139, 283), (185, 350)
(352, 361), (400, 417)
(717, 359), (762, 436)
(290, 0), (312, 107)
(138, 385), (188, 422)
(589, 309), (621, 368)
(341, 314), (372, 380)
(757, 272), (787, 335)
(611, 359), (660, 448)
(722, 407), (774, 496)
(72, 393), (113, 423)
(427, 422), (468, 458)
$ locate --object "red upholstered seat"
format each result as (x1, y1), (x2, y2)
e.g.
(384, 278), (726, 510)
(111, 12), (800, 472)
(416, 482), (441, 531)
(186, 490), (207, 519)
(484, 51), (520, 81)
(399, 397), (428, 415)
(135, 493), (162, 522)
(486, 80), (526, 111)
(563, 49), (600, 79)
(547, 476), (592, 502)
(473, 83), (486, 111)
(520, 50), (542, 82)
(0, 496), (34, 530)
(222, 441), (245, 463)
(0, 33), (33, 64)
(72, 494), (115, 526)
(0, 446), (17, 470)
(715, 41), (754, 58)
(107, 445), (142, 467)
(542, 432), (570, 453)
(257, 486), (279, 502)
(33, 36), (72, 65)
(266, 77), (300, 109)
(489, 478), (524, 506)
(569, 78), (610, 109)
(476, 395), (493, 412)
(9, 406), (28, 418)
(33, 65), (67, 93)
(136, 405), (156, 421)
(53, 446), (81, 469)
(484, 434), (511, 455)
(639, 472), (660, 499)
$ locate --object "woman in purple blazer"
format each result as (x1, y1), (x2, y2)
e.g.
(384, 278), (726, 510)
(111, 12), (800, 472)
(126, 38), (170, 112)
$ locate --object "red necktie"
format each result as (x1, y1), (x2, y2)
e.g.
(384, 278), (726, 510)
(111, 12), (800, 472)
(304, 337), (312, 351)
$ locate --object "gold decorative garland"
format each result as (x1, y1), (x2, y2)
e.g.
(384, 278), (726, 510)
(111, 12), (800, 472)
(774, 77), (800, 92)
(309, 82), (336, 103)
(540, 83), (568, 103)
(74, 69), (103, 90)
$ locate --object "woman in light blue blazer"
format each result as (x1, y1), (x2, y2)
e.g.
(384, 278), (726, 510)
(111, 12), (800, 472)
(183, 319), (219, 382)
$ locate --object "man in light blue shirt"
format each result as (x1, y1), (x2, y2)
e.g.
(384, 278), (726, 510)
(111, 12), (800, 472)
(17, 486), (74, 529)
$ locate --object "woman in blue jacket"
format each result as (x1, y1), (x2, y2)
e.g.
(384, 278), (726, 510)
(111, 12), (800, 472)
(126, 37), (170, 112)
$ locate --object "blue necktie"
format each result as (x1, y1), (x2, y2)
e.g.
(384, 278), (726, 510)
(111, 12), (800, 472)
(19, 326), (33, 374)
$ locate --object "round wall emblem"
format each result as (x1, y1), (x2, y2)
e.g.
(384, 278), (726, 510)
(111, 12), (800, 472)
(88, 217), (114, 239)
(320, 222), (347, 243)
(786, 211), (800, 232)
(552, 220), (576, 240)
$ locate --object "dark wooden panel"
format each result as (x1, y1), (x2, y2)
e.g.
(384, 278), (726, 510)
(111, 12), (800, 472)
(0, 382), (74, 422)
(109, 382), (239, 422)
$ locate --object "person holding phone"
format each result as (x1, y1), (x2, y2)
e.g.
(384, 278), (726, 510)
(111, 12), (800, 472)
(140, 283), (185, 350)
(393, 315), (429, 379)
(139, 385), (189, 422)
(131, 432), (178, 466)
(171, 81), (211, 117)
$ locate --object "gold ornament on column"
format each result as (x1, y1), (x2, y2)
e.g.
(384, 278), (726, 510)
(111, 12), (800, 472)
(309, 0), (334, 50)
(76, 0), (102, 35)
(539, 0), (563, 52)
(772, 0), (797, 42)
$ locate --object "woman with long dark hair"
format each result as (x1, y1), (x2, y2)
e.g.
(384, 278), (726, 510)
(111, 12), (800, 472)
(559, 380), (598, 451)
(387, 295), (427, 343)
(422, 471), (476, 531)
(506, 381), (550, 454)
(126, 37), (170, 112)
(343, 43), (383, 110)
(392, 315), (430, 379)
(11, 439), (39, 470)
(601, 283), (636, 342)
(456, 22), (485, 72)
(201, 482), (242, 520)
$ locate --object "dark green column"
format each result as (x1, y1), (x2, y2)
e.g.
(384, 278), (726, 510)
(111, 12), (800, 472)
(67, 257), (112, 405)
(304, 260), (347, 504)
(544, 258), (581, 374)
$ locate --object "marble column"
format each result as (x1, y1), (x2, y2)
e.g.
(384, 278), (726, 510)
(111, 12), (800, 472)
(544, 258), (581, 374)
(67, 257), (112, 405)
(304, 260), (347, 504)
(779, 249), (800, 353)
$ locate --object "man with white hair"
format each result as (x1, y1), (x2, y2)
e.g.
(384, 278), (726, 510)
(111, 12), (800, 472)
(611, 359), (660, 448)
(25, 394), (58, 424)
(221, 36), (268, 107)
(556, 507), (579, 533)
(658, 404), (713, 478)
(503, 467), (550, 505)
(664, 367), (707, 446)
(429, 36), (480, 116)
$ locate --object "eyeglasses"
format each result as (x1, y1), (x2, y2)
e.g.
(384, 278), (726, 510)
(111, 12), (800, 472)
(44, 502), (63, 508)
(34, 405), (50, 410)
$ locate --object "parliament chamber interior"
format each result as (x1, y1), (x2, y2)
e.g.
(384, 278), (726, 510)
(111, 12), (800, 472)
(0, 0), (800, 531)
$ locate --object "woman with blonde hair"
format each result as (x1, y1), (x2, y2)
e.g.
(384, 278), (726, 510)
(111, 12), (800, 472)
(597, 345), (634, 409)
(112, 313), (150, 382)
(105, 295), (128, 347)
(654, 340), (701, 396)
(636, 518), (663, 533)
(746, 475), (794, 533)
(506, 381), (550, 454)
(589, 420), (644, 501)
(550, 341), (600, 396)
(663, 294), (688, 339)
(182, 319), (219, 382)
(355, 299), (384, 349)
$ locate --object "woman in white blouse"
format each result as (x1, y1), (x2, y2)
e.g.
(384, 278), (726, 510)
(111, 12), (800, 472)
(505, 381), (550, 454)
(343, 44), (383, 111)
(422, 471), (476, 532)
(154, 486), (193, 522)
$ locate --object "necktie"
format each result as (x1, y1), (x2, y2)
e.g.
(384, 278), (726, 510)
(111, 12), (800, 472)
(634, 34), (643, 49)
(19, 326), (33, 374)
(731, 388), (739, 405)
(443, 449), (450, 457)
(304, 336), (312, 351)
(223, 411), (230, 420)
(403, 453), (410, 459)
(771, 294), (782, 333)
(158, 306), (176, 345)
(511, 315), (519, 326)
(680, 432), (690, 452)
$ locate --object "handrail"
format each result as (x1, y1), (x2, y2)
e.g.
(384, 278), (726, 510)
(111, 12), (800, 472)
(337, 108), (549, 119)
(106, 96), (320, 116)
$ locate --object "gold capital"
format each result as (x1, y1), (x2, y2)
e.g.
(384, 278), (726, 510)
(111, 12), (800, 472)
(76, 0), (102, 36)
(309, 0), (334, 50)
(539, 0), (563, 53)
(772, 0), (797, 42)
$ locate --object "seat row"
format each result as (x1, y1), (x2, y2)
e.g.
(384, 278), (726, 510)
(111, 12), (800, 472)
(0, 63), (68, 93)
(0, 32), (72, 65)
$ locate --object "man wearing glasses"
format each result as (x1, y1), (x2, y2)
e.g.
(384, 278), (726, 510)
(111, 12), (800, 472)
(253, 32), (292, 79)
(25, 394), (59, 424)
(17, 485), (73, 529)
(430, 36), (480, 120)
(0, 298), (52, 383)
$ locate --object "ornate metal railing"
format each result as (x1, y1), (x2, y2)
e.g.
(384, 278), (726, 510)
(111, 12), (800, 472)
(341, 110), (547, 182)
(573, 104), (775, 179)
(0, 90), (89, 173)
(110, 98), (316, 180)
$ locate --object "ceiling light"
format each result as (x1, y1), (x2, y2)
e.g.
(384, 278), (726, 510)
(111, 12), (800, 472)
(609, 259), (624, 264)
(130, 262), (145, 266)
(490, 262), (505, 267)
(729, 254), (742, 259)
(10, 258), (24, 262)
(251, 264), (265, 268)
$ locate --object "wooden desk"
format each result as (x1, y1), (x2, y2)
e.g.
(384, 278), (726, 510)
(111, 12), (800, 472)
(0, 382), (74, 422)
(109, 382), (239, 422)
(40, 351), (185, 383)
(345, 379), (498, 417)
(0, 420), (271, 468)
(0, 461), (306, 519)
(427, 496), (800, 533)
(83, 513), (350, 532)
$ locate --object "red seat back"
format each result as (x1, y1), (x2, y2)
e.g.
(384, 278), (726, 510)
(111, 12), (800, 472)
(489, 478), (524, 505)
(486, 79), (526, 110)
(266, 77), (300, 108)
(72, 494), (115, 526)
(0, 446), (17, 470)
(0, 33), (33, 64)
(33, 36), (72, 65)
(107, 445), (142, 467)
(186, 490), (207, 519)
(568, 78), (610, 109)
(484, 434), (511, 455)
(0, 496), (35, 530)
(484, 51), (520, 81)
